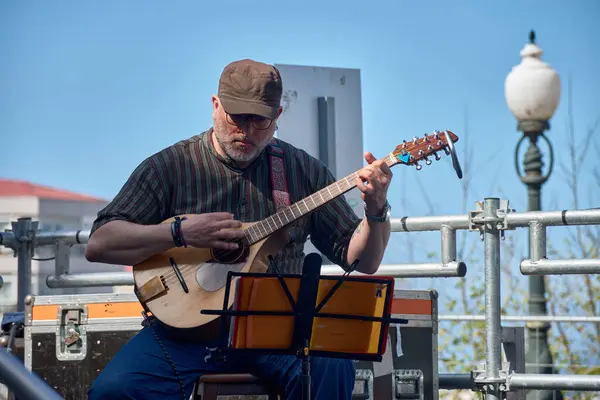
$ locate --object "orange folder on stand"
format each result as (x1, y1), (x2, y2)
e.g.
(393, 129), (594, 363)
(228, 275), (394, 358)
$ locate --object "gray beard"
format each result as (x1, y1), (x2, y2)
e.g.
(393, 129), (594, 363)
(213, 119), (269, 163)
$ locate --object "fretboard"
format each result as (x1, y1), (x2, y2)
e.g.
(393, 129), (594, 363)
(244, 153), (396, 245)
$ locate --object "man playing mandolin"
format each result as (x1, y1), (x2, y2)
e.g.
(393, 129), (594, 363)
(85, 59), (393, 400)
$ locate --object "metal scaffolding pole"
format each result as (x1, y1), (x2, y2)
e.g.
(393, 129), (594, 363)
(0, 347), (63, 400)
(508, 373), (600, 391)
(483, 198), (502, 400)
(13, 218), (36, 312)
(439, 374), (476, 390)
(439, 314), (600, 323)
(46, 272), (135, 288)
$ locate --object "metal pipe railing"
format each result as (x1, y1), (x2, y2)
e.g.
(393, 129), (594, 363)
(0, 348), (63, 400)
(521, 258), (600, 275)
(508, 372), (600, 391)
(439, 373), (476, 390)
(45, 261), (467, 289)
(438, 314), (600, 323)
(321, 261), (466, 278)
(46, 272), (135, 288)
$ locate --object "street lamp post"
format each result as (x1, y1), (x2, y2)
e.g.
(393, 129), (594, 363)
(505, 31), (562, 400)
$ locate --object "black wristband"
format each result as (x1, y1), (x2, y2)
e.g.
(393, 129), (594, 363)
(171, 216), (187, 248)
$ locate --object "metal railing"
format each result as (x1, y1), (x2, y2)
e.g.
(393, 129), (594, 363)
(1, 199), (600, 398)
(0, 349), (62, 400)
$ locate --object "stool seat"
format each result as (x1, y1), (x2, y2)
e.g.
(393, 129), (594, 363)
(199, 373), (262, 384)
(194, 373), (283, 399)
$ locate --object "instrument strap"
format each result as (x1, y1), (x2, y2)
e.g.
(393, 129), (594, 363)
(267, 138), (291, 211)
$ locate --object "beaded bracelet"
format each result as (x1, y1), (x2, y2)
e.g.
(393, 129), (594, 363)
(170, 216), (187, 247)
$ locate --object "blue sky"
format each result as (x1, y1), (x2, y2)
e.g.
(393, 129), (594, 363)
(1, 2), (598, 266)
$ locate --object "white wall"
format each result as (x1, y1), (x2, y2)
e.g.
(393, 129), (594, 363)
(0, 196), (39, 221)
(274, 64), (365, 214)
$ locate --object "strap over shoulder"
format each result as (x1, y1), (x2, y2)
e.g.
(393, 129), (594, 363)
(267, 138), (290, 211)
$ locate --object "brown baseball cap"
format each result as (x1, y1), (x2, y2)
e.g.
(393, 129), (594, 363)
(218, 59), (283, 120)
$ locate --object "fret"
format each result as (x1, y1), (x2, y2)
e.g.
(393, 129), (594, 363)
(257, 221), (266, 237)
(326, 186), (333, 199)
(275, 212), (284, 227)
(269, 218), (275, 232)
(310, 195), (318, 208)
(244, 229), (254, 244)
(302, 198), (310, 213)
(249, 226), (259, 243)
(265, 216), (274, 232)
(282, 209), (290, 224)
(318, 190), (326, 204)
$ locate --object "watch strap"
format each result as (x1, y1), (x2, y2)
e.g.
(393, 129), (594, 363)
(364, 200), (390, 223)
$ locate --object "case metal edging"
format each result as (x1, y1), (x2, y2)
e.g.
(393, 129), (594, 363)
(392, 290), (433, 300)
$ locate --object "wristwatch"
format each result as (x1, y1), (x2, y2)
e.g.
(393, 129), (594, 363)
(364, 200), (391, 223)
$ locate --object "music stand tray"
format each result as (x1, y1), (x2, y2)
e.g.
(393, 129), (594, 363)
(201, 254), (408, 400)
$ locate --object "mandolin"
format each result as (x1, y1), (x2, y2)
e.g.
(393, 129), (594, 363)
(132, 130), (461, 329)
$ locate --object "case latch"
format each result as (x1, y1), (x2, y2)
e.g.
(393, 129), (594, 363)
(394, 369), (424, 399)
(56, 304), (88, 361)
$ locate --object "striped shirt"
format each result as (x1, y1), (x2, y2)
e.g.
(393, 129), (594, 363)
(91, 128), (361, 274)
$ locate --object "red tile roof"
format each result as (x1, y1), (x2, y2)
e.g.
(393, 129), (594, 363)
(0, 179), (107, 202)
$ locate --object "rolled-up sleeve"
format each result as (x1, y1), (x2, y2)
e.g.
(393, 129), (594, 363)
(90, 157), (169, 236)
(309, 164), (361, 270)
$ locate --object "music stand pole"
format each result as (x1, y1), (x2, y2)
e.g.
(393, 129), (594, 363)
(294, 253), (322, 400)
(301, 339), (311, 400)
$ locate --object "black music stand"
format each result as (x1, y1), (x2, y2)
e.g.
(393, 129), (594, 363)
(201, 253), (407, 400)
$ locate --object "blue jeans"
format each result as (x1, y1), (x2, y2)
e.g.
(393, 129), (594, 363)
(88, 318), (355, 399)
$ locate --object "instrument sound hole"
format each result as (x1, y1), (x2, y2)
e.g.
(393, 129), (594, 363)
(211, 239), (247, 263)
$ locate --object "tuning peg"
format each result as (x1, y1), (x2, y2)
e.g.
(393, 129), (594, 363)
(415, 162), (422, 171)
(424, 157), (432, 165)
(443, 147), (450, 155)
(433, 152), (441, 161)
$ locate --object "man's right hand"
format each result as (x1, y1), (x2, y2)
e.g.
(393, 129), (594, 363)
(180, 213), (245, 250)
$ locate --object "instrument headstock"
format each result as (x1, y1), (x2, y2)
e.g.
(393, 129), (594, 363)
(391, 130), (463, 178)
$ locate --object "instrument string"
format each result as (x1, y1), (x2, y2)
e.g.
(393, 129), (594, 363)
(154, 249), (246, 284)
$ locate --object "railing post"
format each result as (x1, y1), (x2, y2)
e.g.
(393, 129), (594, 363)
(13, 218), (37, 312)
(483, 198), (502, 400)
(440, 224), (456, 265)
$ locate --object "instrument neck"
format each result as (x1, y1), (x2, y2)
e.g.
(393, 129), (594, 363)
(243, 153), (397, 245)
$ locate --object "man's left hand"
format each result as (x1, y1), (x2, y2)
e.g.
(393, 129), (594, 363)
(356, 152), (393, 215)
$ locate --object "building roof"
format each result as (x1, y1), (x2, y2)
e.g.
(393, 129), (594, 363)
(0, 179), (107, 203)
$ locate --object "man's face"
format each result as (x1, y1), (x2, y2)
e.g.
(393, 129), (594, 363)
(212, 96), (281, 165)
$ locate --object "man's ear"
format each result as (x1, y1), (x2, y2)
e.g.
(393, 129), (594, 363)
(212, 95), (220, 119)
